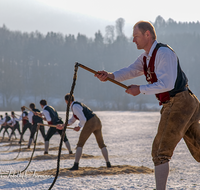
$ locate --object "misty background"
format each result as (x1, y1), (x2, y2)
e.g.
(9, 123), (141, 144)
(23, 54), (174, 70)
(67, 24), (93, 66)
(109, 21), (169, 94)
(0, 16), (200, 111)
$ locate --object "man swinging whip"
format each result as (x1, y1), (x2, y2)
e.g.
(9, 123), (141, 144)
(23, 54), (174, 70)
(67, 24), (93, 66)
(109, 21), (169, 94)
(95, 21), (200, 190)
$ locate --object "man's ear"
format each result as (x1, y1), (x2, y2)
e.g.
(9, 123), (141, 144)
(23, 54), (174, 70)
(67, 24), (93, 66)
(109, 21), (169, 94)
(145, 30), (150, 37)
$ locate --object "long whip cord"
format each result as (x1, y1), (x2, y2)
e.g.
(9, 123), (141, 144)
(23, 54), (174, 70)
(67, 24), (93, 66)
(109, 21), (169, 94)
(0, 141), (21, 161)
(48, 62), (79, 190)
(0, 139), (13, 152)
(0, 128), (38, 176)
(0, 126), (22, 161)
(19, 129), (39, 174)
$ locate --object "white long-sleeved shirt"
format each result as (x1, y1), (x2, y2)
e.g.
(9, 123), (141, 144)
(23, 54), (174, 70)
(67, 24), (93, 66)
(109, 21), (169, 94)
(28, 111), (34, 124)
(0, 117), (6, 125)
(68, 101), (87, 128)
(7, 117), (18, 126)
(42, 105), (52, 122)
(16, 111), (28, 121)
(113, 40), (178, 95)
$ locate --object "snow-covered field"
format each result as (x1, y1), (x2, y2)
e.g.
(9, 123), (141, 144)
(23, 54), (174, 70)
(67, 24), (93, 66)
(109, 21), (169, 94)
(0, 111), (200, 190)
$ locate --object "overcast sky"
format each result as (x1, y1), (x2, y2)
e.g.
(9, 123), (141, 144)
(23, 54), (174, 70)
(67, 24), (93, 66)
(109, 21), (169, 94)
(0, 0), (199, 38)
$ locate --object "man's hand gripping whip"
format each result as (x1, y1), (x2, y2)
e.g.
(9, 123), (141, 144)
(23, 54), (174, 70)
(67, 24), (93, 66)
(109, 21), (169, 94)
(77, 63), (128, 89)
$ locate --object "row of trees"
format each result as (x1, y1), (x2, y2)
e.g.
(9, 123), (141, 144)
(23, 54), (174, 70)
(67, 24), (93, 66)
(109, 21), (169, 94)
(0, 16), (200, 111)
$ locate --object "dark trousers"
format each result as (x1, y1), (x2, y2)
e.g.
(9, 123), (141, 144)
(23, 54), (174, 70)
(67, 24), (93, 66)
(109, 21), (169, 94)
(45, 127), (68, 142)
(10, 123), (21, 138)
(0, 125), (5, 133)
(0, 125), (10, 137)
(30, 123), (46, 140)
(20, 122), (32, 141)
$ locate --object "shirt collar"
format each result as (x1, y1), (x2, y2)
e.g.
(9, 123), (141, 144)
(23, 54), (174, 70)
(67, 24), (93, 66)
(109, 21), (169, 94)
(70, 101), (75, 110)
(146, 40), (158, 58)
(43, 105), (47, 110)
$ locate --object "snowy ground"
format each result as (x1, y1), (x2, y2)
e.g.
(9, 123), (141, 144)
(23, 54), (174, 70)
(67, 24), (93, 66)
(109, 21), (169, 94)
(0, 111), (200, 190)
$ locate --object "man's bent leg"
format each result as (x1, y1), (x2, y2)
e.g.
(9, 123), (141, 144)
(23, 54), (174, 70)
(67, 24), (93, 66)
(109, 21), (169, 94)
(44, 141), (49, 154)
(56, 129), (72, 154)
(44, 127), (56, 154)
(39, 125), (46, 140)
(27, 138), (33, 148)
(152, 91), (199, 189)
(92, 116), (111, 167)
(75, 147), (82, 163)
(19, 123), (31, 143)
(28, 125), (37, 148)
(64, 141), (72, 154)
(183, 121), (200, 162)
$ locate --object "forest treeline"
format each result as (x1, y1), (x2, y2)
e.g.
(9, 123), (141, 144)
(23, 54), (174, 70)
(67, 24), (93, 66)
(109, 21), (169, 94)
(0, 16), (200, 111)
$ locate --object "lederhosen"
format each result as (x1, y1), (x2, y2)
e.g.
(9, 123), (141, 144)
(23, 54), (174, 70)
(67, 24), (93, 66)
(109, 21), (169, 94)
(30, 108), (45, 140)
(72, 101), (106, 148)
(44, 105), (68, 142)
(143, 43), (200, 166)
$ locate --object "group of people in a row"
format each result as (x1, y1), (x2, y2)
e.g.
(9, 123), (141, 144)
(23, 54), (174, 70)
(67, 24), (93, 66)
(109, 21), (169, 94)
(0, 94), (111, 170)
(0, 112), (22, 141)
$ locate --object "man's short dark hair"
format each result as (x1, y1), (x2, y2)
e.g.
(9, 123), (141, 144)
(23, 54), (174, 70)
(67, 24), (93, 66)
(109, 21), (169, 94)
(21, 106), (25, 111)
(64, 93), (74, 102)
(29, 103), (35, 109)
(40, 99), (47, 106)
(11, 111), (15, 116)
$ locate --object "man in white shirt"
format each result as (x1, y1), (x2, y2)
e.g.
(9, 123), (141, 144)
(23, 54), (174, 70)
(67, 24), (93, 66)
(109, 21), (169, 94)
(39, 99), (72, 155)
(27, 103), (46, 149)
(18, 107), (32, 144)
(0, 115), (9, 139)
(7, 111), (21, 140)
(95, 21), (200, 190)
(57, 93), (111, 170)
(0, 115), (5, 125)
(1, 113), (12, 140)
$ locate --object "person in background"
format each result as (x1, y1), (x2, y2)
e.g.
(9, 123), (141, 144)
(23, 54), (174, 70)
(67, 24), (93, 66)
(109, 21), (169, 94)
(27, 103), (46, 149)
(0, 115), (5, 125)
(7, 111), (21, 140)
(0, 115), (4, 124)
(1, 113), (12, 140)
(0, 115), (9, 139)
(38, 99), (72, 155)
(95, 21), (200, 190)
(56, 93), (111, 170)
(18, 106), (32, 144)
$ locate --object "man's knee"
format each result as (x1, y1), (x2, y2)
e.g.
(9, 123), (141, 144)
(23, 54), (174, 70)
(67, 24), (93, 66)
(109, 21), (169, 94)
(76, 142), (84, 148)
(45, 136), (50, 141)
(97, 141), (106, 149)
(63, 137), (68, 142)
(153, 156), (170, 166)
